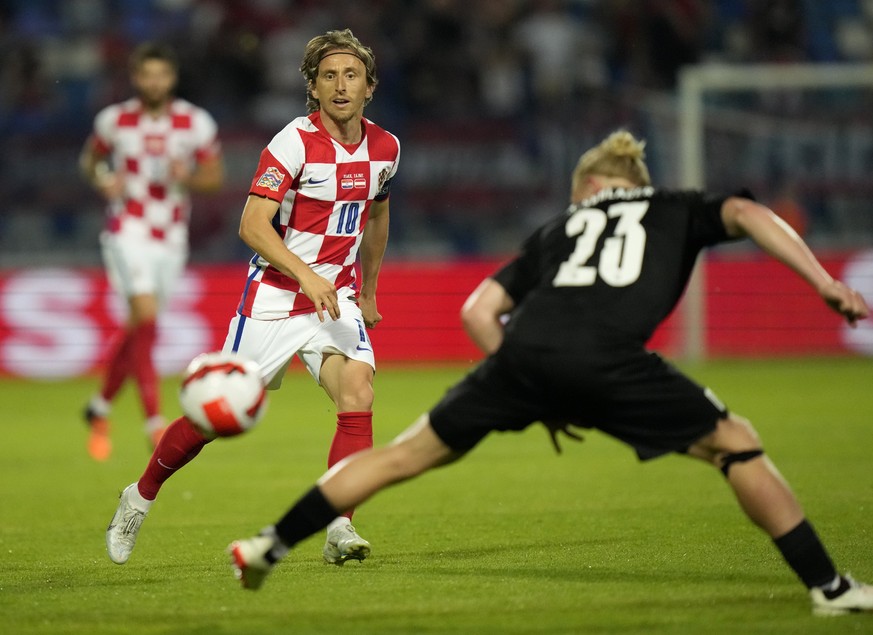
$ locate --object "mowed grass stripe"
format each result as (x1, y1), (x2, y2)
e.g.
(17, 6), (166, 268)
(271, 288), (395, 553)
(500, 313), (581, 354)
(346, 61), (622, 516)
(0, 358), (870, 634)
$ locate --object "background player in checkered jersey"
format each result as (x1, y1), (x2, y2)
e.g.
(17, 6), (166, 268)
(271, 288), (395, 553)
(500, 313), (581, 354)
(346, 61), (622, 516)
(80, 42), (224, 461)
(105, 29), (400, 567)
(226, 130), (873, 615)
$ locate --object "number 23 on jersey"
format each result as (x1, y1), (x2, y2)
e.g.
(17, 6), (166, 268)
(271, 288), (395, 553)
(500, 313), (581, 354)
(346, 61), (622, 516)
(553, 200), (649, 288)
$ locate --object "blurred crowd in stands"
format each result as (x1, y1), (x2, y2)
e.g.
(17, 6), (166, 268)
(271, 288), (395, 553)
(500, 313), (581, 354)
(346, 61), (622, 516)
(2, 0), (873, 263)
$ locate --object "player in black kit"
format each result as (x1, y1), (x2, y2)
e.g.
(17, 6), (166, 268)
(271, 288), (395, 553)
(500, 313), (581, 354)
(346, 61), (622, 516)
(228, 131), (872, 615)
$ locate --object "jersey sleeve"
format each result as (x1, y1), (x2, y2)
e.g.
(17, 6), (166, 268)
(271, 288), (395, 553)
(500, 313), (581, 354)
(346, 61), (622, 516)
(249, 149), (293, 202)
(249, 127), (304, 202)
(191, 109), (221, 162)
(374, 133), (400, 202)
(374, 176), (394, 202)
(91, 106), (117, 155)
(684, 191), (734, 247)
(491, 228), (544, 304)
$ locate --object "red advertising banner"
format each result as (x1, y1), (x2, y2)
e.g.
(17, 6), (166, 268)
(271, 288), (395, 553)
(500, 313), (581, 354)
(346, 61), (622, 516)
(0, 253), (871, 378)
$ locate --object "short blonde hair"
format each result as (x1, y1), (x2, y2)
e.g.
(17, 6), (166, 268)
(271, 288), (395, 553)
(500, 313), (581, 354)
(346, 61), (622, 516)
(299, 29), (378, 113)
(571, 130), (652, 192)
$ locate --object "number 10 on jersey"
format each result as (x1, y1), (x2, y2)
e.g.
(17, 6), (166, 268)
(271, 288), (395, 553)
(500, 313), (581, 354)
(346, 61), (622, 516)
(335, 202), (361, 235)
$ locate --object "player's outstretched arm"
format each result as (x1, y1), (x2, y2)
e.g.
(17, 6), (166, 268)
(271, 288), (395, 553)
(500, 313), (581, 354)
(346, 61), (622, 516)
(721, 196), (870, 326)
(816, 279), (869, 327)
(460, 278), (515, 355)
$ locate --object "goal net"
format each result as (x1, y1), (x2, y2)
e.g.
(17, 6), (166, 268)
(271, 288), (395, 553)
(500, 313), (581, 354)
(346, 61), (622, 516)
(673, 62), (873, 359)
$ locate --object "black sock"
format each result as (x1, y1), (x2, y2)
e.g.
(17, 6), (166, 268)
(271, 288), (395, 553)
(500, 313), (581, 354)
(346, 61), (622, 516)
(273, 486), (341, 549)
(822, 576), (851, 599)
(773, 519), (838, 589)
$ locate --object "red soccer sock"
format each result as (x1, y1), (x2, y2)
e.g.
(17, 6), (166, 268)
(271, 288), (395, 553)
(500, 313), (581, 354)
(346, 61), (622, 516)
(129, 320), (159, 418)
(100, 330), (134, 402)
(137, 416), (211, 501)
(327, 411), (373, 520)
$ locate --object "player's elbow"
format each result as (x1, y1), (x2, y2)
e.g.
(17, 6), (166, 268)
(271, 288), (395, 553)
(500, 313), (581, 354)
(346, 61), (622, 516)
(460, 301), (489, 337)
(198, 179), (223, 194)
(238, 213), (258, 247)
(203, 169), (225, 193)
(722, 196), (764, 238)
(192, 166), (225, 194)
(460, 305), (501, 354)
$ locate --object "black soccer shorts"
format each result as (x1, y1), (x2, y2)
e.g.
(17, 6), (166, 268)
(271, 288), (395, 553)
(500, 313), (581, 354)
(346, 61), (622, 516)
(428, 344), (728, 460)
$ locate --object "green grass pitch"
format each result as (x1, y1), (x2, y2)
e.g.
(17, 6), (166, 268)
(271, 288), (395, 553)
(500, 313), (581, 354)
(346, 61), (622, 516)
(1, 358), (871, 634)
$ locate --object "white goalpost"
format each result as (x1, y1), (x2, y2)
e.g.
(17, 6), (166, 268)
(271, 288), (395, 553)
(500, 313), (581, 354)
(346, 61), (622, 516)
(676, 62), (873, 360)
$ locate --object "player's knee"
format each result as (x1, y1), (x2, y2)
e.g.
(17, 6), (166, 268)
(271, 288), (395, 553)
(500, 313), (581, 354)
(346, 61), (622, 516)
(336, 383), (374, 412)
(714, 414), (765, 476)
(383, 443), (427, 481)
(328, 362), (374, 412)
(348, 363), (374, 399)
(691, 414), (763, 472)
(719, 413), (761, 447)
(718, 448), (765, 477)
(128, 295), (159, 324)
(386, 417), (454, 480)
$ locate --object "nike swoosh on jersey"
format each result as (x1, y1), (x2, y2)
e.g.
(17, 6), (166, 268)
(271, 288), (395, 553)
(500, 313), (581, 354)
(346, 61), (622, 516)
(356, 345), (372, 352)
(308, 176), (330, 184)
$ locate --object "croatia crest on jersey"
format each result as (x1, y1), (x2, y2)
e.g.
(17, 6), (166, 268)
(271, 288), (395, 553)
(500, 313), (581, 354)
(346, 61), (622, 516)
(256, 166), (285, 192)
(377, 167), (391, 196)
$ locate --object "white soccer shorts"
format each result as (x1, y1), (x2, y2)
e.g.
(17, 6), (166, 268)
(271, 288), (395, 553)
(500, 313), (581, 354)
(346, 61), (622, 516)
(100, 232), (187, 306)
(222, 298), (375, 389)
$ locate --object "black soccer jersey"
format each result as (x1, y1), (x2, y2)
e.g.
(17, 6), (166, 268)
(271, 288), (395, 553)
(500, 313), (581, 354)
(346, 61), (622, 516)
(493, 187), (733, 349)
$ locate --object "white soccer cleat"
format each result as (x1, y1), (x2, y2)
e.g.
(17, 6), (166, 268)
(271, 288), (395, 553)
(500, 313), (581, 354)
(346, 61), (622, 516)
(323, 521), (371, 566)
(228, 535), (275, 590)
(810, 575), (873, 616)
(106, 484), (148, 564)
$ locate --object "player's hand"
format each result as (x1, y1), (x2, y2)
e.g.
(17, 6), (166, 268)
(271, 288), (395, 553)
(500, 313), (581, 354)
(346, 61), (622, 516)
(169, 159), (193, 187)
(95, 170), (124, 201)
(358, 294), (382, 329)
(542, 420), (585, 455)
(299, 271), (340, 322)
(819, 279), (869, 328)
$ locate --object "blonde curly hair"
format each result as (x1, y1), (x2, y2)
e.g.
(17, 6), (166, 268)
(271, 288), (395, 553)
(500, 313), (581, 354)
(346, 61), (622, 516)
(299, 29), (378, 113)
(571, 130), (652, 193)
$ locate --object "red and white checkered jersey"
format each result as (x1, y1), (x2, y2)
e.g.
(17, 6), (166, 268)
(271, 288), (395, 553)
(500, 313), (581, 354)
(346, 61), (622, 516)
(91, 97), (221, 247)
(237, 111), (400, 320)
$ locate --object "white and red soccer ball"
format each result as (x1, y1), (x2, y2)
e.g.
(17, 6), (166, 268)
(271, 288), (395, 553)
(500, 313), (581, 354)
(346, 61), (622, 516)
(179, 352), (268, 438)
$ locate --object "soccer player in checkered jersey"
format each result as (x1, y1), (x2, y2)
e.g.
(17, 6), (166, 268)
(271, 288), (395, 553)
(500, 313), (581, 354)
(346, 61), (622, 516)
(105, 29), (400, 567)
(226, 130), (873, 615)
(80, 42), (223, 461)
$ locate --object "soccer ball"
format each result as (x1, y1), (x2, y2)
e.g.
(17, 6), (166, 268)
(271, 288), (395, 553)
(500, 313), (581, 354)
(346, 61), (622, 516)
(179, 351), (268, 438)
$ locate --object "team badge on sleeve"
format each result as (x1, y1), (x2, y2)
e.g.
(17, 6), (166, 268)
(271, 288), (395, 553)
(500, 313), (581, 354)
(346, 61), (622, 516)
(256, 166), (285, 192)
(377, 167), (391, 195)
